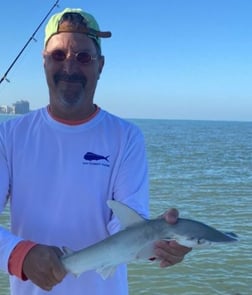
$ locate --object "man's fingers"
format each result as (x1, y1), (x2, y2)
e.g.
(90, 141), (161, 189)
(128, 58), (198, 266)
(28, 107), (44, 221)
(163, 208), (179, 224)
(51, 260), (67, 283)
(49, 246), (67, 282)
(155, 240), (192, 268)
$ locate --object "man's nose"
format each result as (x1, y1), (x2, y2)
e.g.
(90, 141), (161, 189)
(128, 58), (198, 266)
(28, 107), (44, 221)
(62, 57), (79, 74)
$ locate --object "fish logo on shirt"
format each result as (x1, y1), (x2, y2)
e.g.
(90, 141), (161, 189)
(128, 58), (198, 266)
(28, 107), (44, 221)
(84, 152), (110, 162)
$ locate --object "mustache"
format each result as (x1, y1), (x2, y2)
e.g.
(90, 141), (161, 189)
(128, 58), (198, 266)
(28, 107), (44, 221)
(54, 73), (87, 86)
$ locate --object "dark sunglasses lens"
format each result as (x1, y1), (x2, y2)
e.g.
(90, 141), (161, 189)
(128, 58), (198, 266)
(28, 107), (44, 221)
(77, 52), (92, 64)
(51, 50), (66, 61)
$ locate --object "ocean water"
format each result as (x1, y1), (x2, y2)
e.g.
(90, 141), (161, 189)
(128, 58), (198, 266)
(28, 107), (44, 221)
(0, 115), (251, 295)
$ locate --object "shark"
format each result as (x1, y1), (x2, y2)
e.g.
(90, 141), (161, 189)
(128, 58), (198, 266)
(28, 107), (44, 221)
(61, 200), (238, 279)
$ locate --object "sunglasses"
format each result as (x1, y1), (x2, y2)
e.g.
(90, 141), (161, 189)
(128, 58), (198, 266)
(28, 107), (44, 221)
(45, 49), (98, 65)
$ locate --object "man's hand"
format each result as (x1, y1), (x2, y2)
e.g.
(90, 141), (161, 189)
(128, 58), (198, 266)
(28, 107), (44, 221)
(155, 208), (192, 268)
(23, 244), (67, 291)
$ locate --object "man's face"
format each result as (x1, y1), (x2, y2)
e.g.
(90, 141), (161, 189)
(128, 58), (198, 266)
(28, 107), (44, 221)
(43, 32), (104, 116)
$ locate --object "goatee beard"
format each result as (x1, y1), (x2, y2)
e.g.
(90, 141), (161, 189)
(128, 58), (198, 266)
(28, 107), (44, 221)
(53, 73), (87, 106)
(58, 87), (85, 107)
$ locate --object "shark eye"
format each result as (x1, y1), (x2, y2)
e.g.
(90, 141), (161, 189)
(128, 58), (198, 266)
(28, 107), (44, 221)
(197, 238), (205, 244)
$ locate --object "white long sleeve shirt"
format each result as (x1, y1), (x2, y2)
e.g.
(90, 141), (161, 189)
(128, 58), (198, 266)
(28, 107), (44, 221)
(0, 107), (149, 295)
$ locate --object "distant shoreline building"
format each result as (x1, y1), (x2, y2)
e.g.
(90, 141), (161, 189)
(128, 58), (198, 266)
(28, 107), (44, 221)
(0, 100), (30, 114)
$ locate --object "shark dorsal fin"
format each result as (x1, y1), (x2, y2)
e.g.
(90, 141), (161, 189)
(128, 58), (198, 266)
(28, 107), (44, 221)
(107, 200), (145, 229)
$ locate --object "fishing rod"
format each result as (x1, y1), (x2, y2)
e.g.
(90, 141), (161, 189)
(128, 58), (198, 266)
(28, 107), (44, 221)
(0, 0), (60, 85)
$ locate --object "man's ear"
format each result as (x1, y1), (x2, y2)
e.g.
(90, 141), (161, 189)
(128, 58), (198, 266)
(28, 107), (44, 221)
(97, 55), (105, 79)
(42, 50), (46, 66)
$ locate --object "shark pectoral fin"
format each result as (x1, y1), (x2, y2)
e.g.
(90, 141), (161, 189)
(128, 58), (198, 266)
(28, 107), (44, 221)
(107, 200), (146, 229)
(96, 265), (117, 280)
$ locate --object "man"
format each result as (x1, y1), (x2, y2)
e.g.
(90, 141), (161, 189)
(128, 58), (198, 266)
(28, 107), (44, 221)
(0, 8), (190, 295)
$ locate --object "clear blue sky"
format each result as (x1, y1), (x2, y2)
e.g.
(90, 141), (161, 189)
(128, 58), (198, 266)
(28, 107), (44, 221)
(0, 0), (251, 121)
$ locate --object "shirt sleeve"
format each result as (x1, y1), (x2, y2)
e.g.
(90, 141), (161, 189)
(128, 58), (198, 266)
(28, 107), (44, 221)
(0, 227), (24, 273)
(107, 125), (149, 235)
(0, 125), (24, 273)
